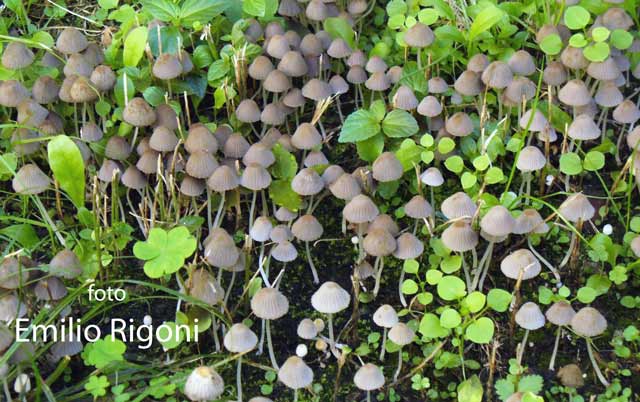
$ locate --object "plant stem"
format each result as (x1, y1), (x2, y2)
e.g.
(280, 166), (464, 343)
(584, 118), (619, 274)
(516, 329), (529, 366)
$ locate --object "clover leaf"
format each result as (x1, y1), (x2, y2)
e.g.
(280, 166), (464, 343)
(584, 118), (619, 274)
(82, 335), (126, 369)
(133, 226), (197, 278)
(85, 375), (110, 398)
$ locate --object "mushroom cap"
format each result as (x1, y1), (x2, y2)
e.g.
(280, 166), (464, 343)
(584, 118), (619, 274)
(11, 128), (41, 157)
(271, 241), (298, 262)
(98, 159), (122, 182)
(330, 173), (361, 200)
(417, 95), (443, 117)
(292, 215), (323, 242)
(241, 163), (272, 191)
(571, 307), (607, 337)
(558, 193), (595, 222)
(282, 88), (306, 108)
(185, 150), (219, 179)
(12, 164), (50, 195)
(404, 195), (433, 219)
(236, 99), (261, 123)
(242, 143), (275, 168)
(0, 257), (25, 289)
(223, 323), (258, 353)
(311, 281), (350, 314)
(513, 209), (549, 234)
(149, 126), (179, 153)
(567, 114), (600, 141)
(327, 38), (352, 59)
(56, 28), (88, 54)
(442, 221), (478, 252)
(260, 102), (286, 126)
(2, 42), (35, 70)
(445, 112), (474, 137)
(343, 194), (379, 223)
(123, 97), (156, 127)
(354, 363), (385, 391)
(372, 152), (403, 182)
(366, 56), (387, 73)
(270, 225), (293, 243)
(388, 322), (415, 346)
(587, 58), (621, 81)
(90, 65), (117, 92)
(369, 214), (399, 237)
(121, 166), (147, 190)
(278, 356), (313, 389)
(278, 50), (308, 77)
(420, 167), (444, 187)
(329, 75), (349, 95)
(185, 124), (218, 154)
(292, 123), (322, 150)
(179, 176), (205, 197)
(363, 228), (397, 257)
(136, 150), (160, 175)
(373, 304), (398, 328)
(481, 61), (513, 89)
(508, 50), (536, 76)
(152, 53), (182, 80)
(184, 366), (224, 402)
(204, 228), (239, 268)
(557, 364), (584, 388)
(0, 80), (29, 107)
(545, 300), (576, 326)
(302, 78), (333, 101)
(602, 7), (633, 30)
(561, 46), (589, 70)
(346, 65), (367, 84)
(515, 302), (545, 330)
(467, 53), (489, 73)
(278, 0), (301, 16)
(543, 61), (568, 86)
(404, 22), (434, 48)
(263, 69), (291, 93)
(266, 34), (290, 59)
(516, 146), (546, 172)
(275, 206), (297, 222)
(305, 0), (328, 21)
(630, 236), (640, 258)
(393, 85), (418, 110)
(354, 260), (375, 280)
(250, 216), (273, 242)
(251, 287), (289, 319)
(480, 205), (515, 237)
(322, 165), (345, 186)
(80, 122), (103, 142)
(297, 318), (318, 340)
(500, 249), (541, 280)
(34, 277), (68, 301)
(249, 55), (274, 80)
(519, 109), (548, 132)
(613, 100), (640, 124)
(393, 233), (424, 260)
(64, 53), (93, 77)
(454, 70), (483, 96)
(32, 76), (60, 105)
(17, 99), (49, 127)
(300, 34), (323, 57)
(188, 269), (224, 305)
(365, 72), (391, 91)
(559, 79), (591, 107)
(0, 293), (27, 322)
(441, 192), (476, 220)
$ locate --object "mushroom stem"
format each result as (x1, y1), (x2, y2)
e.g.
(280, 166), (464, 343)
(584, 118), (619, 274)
(236, 356), (243, 402)
(2, 378), (10, 402)
(328, 313), (336, 353)
(460, 251), (472, 291)
(305, 241), (320, 284)
(475, 241), (494, 291)
(367, 390), (371, 402)
(212, 318), (220, 352)
(417, 48), (422, 70)
(248, 190), (257, 233)
(266, 319), (279, 370)
(206, 189), (213, 231)
(528, 237), (561, 283)
(393, 347), (403, 381)
(559, 230), (577, 269)
(398, 265), (407, 307)
(379, 327), (387, 361)
(213, 191), (226, 228)
(294, 389), (298, 402)
(336, 96), (344, 124)
(372, 256), (385, 297)
(257, 318), (265, 355)
(549, 327), (562, 371)
(223, 271), (236, 306)
(586, 339), (610, 387)
(516, 329), (529, 366)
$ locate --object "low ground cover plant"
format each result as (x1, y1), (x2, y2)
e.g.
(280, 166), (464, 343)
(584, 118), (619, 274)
(0, 0), (639, 401)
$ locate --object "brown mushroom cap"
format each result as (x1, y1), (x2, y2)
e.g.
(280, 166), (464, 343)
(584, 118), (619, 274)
(441, 221), (478, 252)
(404, 22), (434, 48)
(2, 42), (35, 70)
(0, 80), (29, 107)
(571, 307), (607, 337)
(123, 97), (156, 127)
(445, 112), (474, 137)
(152, 53), (182, 80)
(32, 76), (60, 104)
(56, 27), (89, 54)
(481, 61), (513, 89)
(343, 194), (379, 223)
(546, 300), (576, 326)
(90, 65), (116, 92)
(372, 152), (403, 182)
(12, 163), (51, 194)
(363, 228), (396, 257)
(557, 364), (584, 388)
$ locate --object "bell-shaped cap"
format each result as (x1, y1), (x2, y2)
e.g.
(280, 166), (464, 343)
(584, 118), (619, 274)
(404, 22), (434, 48)
(571, 307), (607, 337)
(184, 366), (224, 402)
(388, 322), (414, 346)
(372, 152), (403, 182)
(515, 302), (545, 330)
(441, 192), (476, 220)
(558, 193), (595, 222)
(480, 205), (515, 237)
(12, 164), (50, 195)
(311, 281), (350, 314)
(545, 300), (576, 326)
(278, 356), (313, 389)
(354, 363), (385, 391)
(251, 287), (289, 320)
(500, 249), (541, 280)
(223, 323), (258, 353)
(343, 194), (379, 223)
(442, 221), (478, 252)
(123, 97), (156, 127)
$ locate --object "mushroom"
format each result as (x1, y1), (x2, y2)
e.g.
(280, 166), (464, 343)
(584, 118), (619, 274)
(557, 193), (595, 268)
(570, 307), (609, 387)
(514, 302), (545, 365)
(373, 304), (398, 361)
(207, 165), (240, 229)
(241, 163), (272, 233)
(292, 214), (323, 283)
(184, 366), (224, 402)
(546, 300), (576, 371)
(223, 323), (258, 402)
(388, 322), (414, 380)
(363, 227), (396, 297)
(393, 233), (423, 306)
(311, 281), (350, 354)
(250, 287), (289, 370)
(403, 22), (433, 70)
(354, 363), (385, 402)
(277, 356), (313, 402)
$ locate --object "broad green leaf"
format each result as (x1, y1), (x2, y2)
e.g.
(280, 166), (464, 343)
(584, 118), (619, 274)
(564, 6), (590, 30)
(401, 279), (419, 294)
(418, 8), (439, 25)
(591, 27), (609, 43)
(465, 317), (494, 344)
(356, 134), (384, 162)
(269, 179), (301, 211)
(386, 0), (407, 17)
(437, 275), (466, 301)
(610, 29), (633, 50)
(577, 286), (597, 303)
(559, 152), (582, 175)
(569, 33), (588, 48)
(48, 135), (85, 208)
(323, 17), (356, 48)
(143, 86), (166, 106)
(0, 224), (38, 248)
(140, 0), (179, 21)
(583, 42), (609, 62)
(243, 0), (278, 18)
(469, 6), (505, 41)
(31, 31), (54, 48)
(583, 150), (604, 171)
(444, 155), (464, 173)
(540, 34), (563, 55)
(400, 62), (428, 94)
(403, 259), (419, 274)
(487, 288), (512, 312)
(438, 137), (455, 154)
(123, 27), (148, 67)
(462, 172), (478, 189)
(464, 291), (486, 313)
(458, 375), (483, 402)
(338, 109), (380, 143)
(395, 139), (424, 171)
(148, 26), (181, 57)
(157, 321), (186, 349)
(382, 109), (418, 138)
(517, 375), (544, 394)
(0, 153), (17, 180)
(440, 308), (461, 328)
(271, 143), (298, 179)
(485, 166), (504, 184)
(179, 0), (228, 27)
(419, 313), (450, 338)
(369, 100), (386, 122)
(133, 226), (197, 278)
(98, 0), (118, 9)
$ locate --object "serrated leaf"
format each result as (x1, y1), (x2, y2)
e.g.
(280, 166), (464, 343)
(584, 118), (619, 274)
(133, 227), (197, 278)
(356, 134), (384, 162)
(271, 143), (298, 179)
(338, 109), (381, 143)
(382, 109), (418, 138)
(269, 179), (301, 211)
(243, 0), (278, 18)
(140, 0), (179, 21)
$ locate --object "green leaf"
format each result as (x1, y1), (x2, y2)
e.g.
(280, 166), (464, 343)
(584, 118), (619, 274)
(419, 313), (450, 338)
(484, 166), (504, 184)
(48, 135), (85, 208)
(583, 150), (604, 171)
(564, 6), (590, 30)
(140, 0), (179, 21)
(386, 0), (407, 16)
(82, 336), (126, 369)
(179, 0), (228, 27)
(323, 17), (356, 48)
(458, 375), (483, 402)
(401, 279), (419, 295)
(123, 27), (148, 67)
(98, 0), (118, 10)
(403, 259), (419, 274)
(400, 62), (428, 94)
(438, 137), (455, 154)
(444, 155), (464, 173)
(243, 0), (278, 18)
(517, 375), (544, 394)
(0, 152), (17, 180)
(133, 226), (197, 278)
(472, 154), (490, 171)
(610, 29), (633, 50)
(440, 255), (461, 274)
(440, 308), (461, 328)
(487, 288), (512, 312)
(569, 33), (588, 48)
(591, 27), (610, 43)
(0, 224), (38, 248)
(269, 179), (301, 211)
(577, 286), (597, 303)
(583, 42), (609, 62)
(157, 321), (186, 349)
(143, 86), (166, 107)
(559, 152), (582, 175)
(369, 100), (386, 121)
(270, 143), (298, 179)
(395, 139), (424, 171)
(469, 6), (505, 41)
(461, 172), (477, 190)
(85, 375), (109, 398)
(437, 275), (466, 301)
(356, 134), (384, 162)
(148, 26), (181, 57)
(464, 291), (486, 313)
(418, 8), (439, 25)
(382, 109), (418, 138)
(540, 34), (563, 55)
(465, 317), (494, 344)
(338, 110), (381, 143)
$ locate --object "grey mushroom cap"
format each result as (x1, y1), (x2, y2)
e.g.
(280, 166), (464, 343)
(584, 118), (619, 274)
(80, 122), (103, 142)
(292, 215), (323, 242)
(236, 99), (262, 123)
(500, 249), (541, 280)
(0, 293), (27, 322)
(32, 76), (60, 104)
(546, 300), (576, 326)
(516, 146), (546, 172)
(481, 61), (513, 89)
(330, 173), (361, 200)
(571, 307), (607, 337)
(445, 112), (474, 137)
(480, 205), (515, 237)
(404, 22), (434, 48)
(204, 228), (239, 268)
(441, 192), (477, 220)
(420, 167), (444, 186)
(417, 95), (443, 117)
(0, 257), (26, 289)
(388, 322), (415, 346)
(188, 269), (224, 305)
(291, 168), (324, 195)
(123, 97), (156, 127)
(354, 363), (385, 391)
(363, 228), (397, 257)
(515, 302), (546, 330)
(184, 366), (224, 402)
(404, 195), (433, 219)
(393, 232), (424, 260)
(152, 53), (182, 80)
(241, 163), (272, 191)
(297, 318), (318, 339)
(372, 152), (403, 182)
(56, 27), (89, 54)
(34, 277), (68, 301)
(251, 287), (289, 320)
(441, 221), (478, 252)
(250, 216), (273, 242)
(242, 143), (275, 168)
(2, 42), (35, 69)
(343, 194), (379, 223)
(568, 114), (600, 141)
(271, 241), (298, 262)
(121, 166), (148, 190)
(223, 323), (258, 353)
(558, 193), (595, 222)
(278, 356), (314, 389)
(0, 80), (29, 107)
(12, 164), (51, 195)
(149, 126), (179, 153)
(311, 281), (350, 314)
(373, 304), (398, 328)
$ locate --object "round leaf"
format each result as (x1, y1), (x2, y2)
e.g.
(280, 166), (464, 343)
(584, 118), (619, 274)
(465, 317), (495, 344)
(540, 34), (563, 55)
(559, 152), (582, 175)
(440, 308), (462, 329)
(382, 109), (419, 138)
(564, 6), (590, 30)
(487, 288), (512, 312)
(583, 151), (604, 171)
(437, 275), (467, 301)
